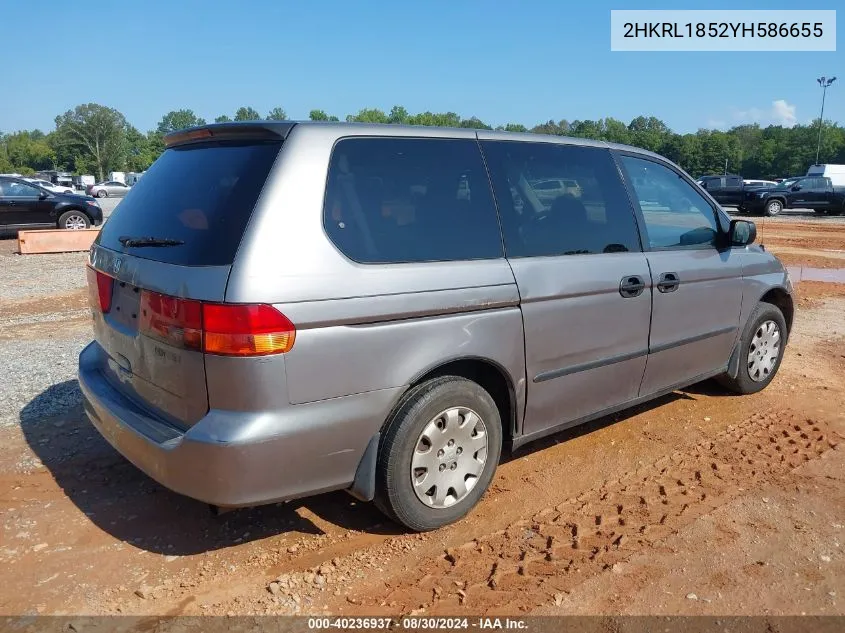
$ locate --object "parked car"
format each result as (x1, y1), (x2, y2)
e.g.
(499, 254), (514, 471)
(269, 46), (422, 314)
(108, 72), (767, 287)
(739, 175), (845, 216)
(79, 121), (792, 532)
(806, 164), (845, 187)
(530, 178), (583, 204)
(87, 180), (131, 198)
(0, 176), (103, 233)
(23, 178), (74, 195)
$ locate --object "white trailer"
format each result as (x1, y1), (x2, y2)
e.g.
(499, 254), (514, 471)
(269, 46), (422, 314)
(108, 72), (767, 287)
(806, 164), (845, 187)
(126, 172), (145, 186)
(108, 171), (126, 184)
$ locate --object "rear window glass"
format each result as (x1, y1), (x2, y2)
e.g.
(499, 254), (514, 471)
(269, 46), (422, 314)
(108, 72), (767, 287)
(98, 140), (281, 266)
(323, 137), (503, 263)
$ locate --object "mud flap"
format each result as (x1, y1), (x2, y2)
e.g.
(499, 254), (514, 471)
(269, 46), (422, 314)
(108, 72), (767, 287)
(347, 432), (380, 502)
(726, 343), (740, 379)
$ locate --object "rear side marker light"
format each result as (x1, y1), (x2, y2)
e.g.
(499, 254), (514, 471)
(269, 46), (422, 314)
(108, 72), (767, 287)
(138, 289), (296, 356)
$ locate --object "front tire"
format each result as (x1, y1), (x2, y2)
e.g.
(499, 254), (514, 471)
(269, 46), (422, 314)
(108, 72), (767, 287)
(97, 189), (108, 198)
(764, 199), (783, 216)
(58, 210), (91, 230)
(374, 376), (502, 532)
(717, 302), (787, 395)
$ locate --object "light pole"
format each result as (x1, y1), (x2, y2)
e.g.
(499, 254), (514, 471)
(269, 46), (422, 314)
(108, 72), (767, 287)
(815, 76), (837, 164)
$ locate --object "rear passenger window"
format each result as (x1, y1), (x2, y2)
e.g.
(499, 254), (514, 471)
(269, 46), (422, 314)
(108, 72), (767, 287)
(480, 141), (641, 257)
(323, 138), (503, 263)
(620, 155), (720, 250)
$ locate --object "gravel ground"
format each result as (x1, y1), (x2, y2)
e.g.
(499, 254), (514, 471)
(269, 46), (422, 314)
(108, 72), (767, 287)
(0, 245), (91, 430)
(0, 338), (88, 430)
(98, 196), (121, 219)
(0, 216), (844, 617)
(0, 249), (88, 301)
(724, 206), (845, 224)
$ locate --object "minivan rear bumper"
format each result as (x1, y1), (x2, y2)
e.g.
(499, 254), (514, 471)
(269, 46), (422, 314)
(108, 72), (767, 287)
(78, 342), (402, 507)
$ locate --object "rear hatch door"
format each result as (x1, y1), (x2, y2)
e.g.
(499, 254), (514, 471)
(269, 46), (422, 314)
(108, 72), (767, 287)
(87, 124), (289, 427)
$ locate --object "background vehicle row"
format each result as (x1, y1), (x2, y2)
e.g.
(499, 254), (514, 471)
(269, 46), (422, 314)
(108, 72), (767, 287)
(0, 176), (103, 233)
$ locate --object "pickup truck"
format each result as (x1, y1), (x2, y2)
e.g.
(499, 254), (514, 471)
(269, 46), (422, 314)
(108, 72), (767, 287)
(738, 175), (845, 216)
(696, 174), (745, 206)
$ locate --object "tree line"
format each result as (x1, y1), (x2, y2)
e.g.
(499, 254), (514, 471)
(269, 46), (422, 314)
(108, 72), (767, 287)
(1, 103), (843, 181)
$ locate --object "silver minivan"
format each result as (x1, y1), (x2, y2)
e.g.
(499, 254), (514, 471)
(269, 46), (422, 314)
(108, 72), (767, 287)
(78, 121), (793, 531)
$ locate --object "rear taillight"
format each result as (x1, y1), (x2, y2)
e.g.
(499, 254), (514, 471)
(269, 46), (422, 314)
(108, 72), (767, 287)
(203, 303), (296, 356)
(138, 290), (295, 356)
(140, 291), (203, 351)
(86, 266), (113, 313)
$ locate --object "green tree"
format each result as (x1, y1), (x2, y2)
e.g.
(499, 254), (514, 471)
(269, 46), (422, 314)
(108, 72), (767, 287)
(125, 126), (161, 172)
(266, 107), (288, 121)
(234, 106), (261, 121)
(531, 119), (569, 136)
(346, 108), (389, 123)
(3, 130), (56, 171)
(156, 109), (206, 135)
(0, 133), (14, 173)
(602, 118), (631, 145)
(569, 120), (604, 139)
(215, 114), (232, 123)
(627, 116), (670, 153)
(309, 109), (339, 121)
(387, 105), (409, 124)
(460, 116), (492, 130)
(53, 103), (128, 181)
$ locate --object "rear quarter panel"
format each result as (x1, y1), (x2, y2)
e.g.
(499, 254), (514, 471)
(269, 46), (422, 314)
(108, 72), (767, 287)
(225, 124), (526, 419)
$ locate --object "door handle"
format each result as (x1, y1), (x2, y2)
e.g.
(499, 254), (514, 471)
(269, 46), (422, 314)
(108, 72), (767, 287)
(657, 272), (680, 293)
(619, 275), (645, 298)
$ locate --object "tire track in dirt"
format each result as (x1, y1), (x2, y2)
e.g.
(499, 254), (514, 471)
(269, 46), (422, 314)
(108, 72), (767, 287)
(330, 408), (839, 616)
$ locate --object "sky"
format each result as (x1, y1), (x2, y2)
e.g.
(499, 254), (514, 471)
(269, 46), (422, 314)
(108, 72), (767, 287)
(2, 0), (843, 134)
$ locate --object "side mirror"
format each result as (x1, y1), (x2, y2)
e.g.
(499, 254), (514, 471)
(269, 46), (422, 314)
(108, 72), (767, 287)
(790, 184), (801, 191)
(38, 191), (49, 200)
(730, 219), (756, 246)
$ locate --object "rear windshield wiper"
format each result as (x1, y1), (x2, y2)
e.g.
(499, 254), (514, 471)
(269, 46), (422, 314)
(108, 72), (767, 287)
(118, 236), (185, 248)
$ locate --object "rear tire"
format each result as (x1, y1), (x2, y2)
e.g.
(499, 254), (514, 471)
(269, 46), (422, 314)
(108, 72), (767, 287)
(374, 376), (502, 532)
(764, 199), (783, 216)
(97, 189), (108, 198)
(58, 210), (91, 230)
(716, 302), (787, 395)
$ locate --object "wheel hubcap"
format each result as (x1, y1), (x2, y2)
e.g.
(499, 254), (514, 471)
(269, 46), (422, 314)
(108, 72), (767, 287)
(65, 215), (86, 230)
(747, 320), (781, 382)
(769, 202), (782, 214)
(410, 407), (488, 508)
